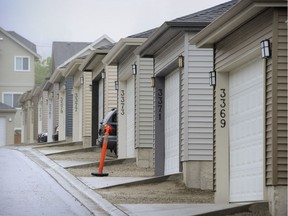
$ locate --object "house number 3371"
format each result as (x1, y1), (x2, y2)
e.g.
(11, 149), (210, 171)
(220, 89), (226, 128)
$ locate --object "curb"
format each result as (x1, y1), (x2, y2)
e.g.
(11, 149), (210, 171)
(21, 147), (128, 216)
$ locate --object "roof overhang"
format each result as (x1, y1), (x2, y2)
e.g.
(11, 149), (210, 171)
(63, 58), (83, 78)
(136, 21), (208, 57)
(102, 38), (147, 65)
(190, 0), (287, 48)
(42, 78), (52, 91)
(79, 49), (109, 72)
(49, 68), (65, 83)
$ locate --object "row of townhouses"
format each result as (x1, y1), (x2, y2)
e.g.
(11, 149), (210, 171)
(0, 0), (287, 215)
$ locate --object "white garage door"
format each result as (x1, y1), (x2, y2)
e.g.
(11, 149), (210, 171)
(0, 117), (6, 146)
(165, 70), (180, 175)
(229, 58), (264, 202)
(126, 76), (135, 158)
(98, 79), (104, 123)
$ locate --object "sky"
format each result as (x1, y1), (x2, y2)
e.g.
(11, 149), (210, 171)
(0, 0), (229, 59)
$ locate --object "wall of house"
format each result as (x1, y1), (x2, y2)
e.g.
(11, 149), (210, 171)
(135, 57), (154, 168)
(82, 71), (92, 147)
(59, 82), (66, 141)
(182, 33), (214, 189)
(104, 65), (117, 114)
(65, 77), (73, 141)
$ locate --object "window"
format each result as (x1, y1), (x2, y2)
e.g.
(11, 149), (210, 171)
(15, 56), (30, 71)
(3, 93), (22, 108)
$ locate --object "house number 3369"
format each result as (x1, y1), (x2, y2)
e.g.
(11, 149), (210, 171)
(220, 89), (226, 128)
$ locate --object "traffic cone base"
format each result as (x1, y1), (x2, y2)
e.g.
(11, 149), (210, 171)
(91, 172), (109, 177)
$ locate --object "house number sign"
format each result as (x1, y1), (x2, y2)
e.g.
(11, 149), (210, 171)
(157, 89), (163, 120)
(220, 88), (226, 128)
(120, 90), (125, 115)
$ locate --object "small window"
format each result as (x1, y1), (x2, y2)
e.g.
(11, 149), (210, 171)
(3, 93), (22, 108)
(15, 56), (30, 71)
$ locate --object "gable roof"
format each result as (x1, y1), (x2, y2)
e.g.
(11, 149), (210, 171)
(190, 0), (287, 48)
(0, 27), (40, 59)
(136, 0), (237, 57)
(51, 41), (91, 72)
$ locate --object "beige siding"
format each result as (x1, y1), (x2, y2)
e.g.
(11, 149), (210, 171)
(83, 72), (92, 137)
(135, 58), (154, 148)
(274, 8), (287, 185)
(104, 65), (117, 114)
(185, 43), (213, 160)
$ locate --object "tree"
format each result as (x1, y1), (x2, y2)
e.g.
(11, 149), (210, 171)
(35, 57), (52, 85)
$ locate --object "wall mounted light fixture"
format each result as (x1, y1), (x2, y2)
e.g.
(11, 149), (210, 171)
(80, 76), (84, 85)
(178, 55), (184, 68)
(151, 76), (155, 88)
(209, 70), (216, 87)
(114, 81), (119, 90)
(260, 39), (271, 59)
(132, 64), (137, 75)
(101, 71), (105, 79)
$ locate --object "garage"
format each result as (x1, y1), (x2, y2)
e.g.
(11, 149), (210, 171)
(164, 70), (180, 175)
(0, 117), (6, 146)
(229, 58), (264, 202)
(126, 76), (135, 158)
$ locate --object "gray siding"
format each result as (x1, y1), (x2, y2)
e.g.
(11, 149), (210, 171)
(135, 58), (154, 148)
(183, 37), (213, 161)
(66, 77), (73, 136)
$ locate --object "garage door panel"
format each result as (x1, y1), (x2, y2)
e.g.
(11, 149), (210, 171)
(164, 70), (180, 175)
(229, 58), (264, 202)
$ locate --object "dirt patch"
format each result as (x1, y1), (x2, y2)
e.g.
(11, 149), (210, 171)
(96, 181), (213, 204)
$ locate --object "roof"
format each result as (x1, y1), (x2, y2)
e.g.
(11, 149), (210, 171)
(51, 41), (91, 72)
(128, 28), (158, 38)
(7, 31), (37, 53)
(136, 0), (238, 56)
(190, 0), (287, 48)
(0, 102), (16, 113)
(0, 27), (40, 59)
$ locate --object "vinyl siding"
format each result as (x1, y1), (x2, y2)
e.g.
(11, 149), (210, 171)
(66, 77), (73, 136)
(42, 91), (48, 132)
(185, 42), (213, 161)
(53, 83), (59, 128)
(83, 72), (92, 137)
(135, 58), (154, 148)
(105, 65), (117, 113)
(271, 8), (287, 185)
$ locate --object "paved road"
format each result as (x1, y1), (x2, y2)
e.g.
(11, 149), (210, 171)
(0, 147), (93, 216)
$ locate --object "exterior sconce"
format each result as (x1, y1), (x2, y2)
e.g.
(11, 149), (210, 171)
(209, 71), (216, 87)
(151, 76), (155, 88)
(101, 71), (105, 79)
(114, 81), (119, 90)
(260, 39), (271, 59)
(132, 64), (137, 75)
(8, 117), (12, 122)
(80, 76), (84, 85)
(178, 55), (184, 68)
(89, 84), (92, 91)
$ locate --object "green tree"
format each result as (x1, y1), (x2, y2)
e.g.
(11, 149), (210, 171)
(35, 57), (52, 85)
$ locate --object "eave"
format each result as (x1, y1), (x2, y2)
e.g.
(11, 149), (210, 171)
(63, 58), (83, 78)
(190, 0), (287, 48)
(79, 49), (109, 72)
(102, 38), (146, 65)
(136, 21), (208, 57)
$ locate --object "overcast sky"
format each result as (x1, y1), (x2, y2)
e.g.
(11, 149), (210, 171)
(0, 0), (229, 59)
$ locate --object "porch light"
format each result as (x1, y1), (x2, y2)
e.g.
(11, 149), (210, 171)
(80, 76), (84, 85)
(132, 64), (137, 75)
(151, 76), (155, 88)
(260, 39), (271, 59)
(178, 55), (184, 68)
(89, 84), (92, 91)
(209, 70), (216, 87)
(101, 71), (105, 79)
(114, 81), (119, 90)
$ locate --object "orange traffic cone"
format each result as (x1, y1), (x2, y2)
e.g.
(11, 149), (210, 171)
(91, 125), (112, 177)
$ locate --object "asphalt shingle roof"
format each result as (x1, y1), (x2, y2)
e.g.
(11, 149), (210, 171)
(171, 0), (238, 23)
(7, 31), (37, 53)
(128, 28), (158, 38)
(51, 41), (91, 71)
